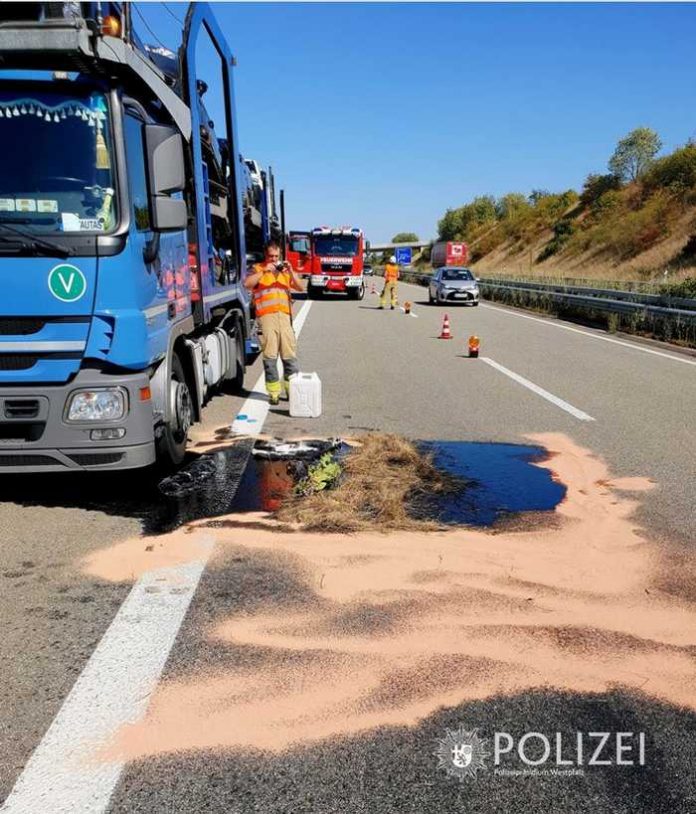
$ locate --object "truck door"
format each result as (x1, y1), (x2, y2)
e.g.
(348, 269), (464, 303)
(116, 110), (188, 359)
(182, 3), (247, 324)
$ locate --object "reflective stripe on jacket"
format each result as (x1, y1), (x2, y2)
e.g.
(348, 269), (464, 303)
(253, 265), (292, 317)
(384, 264), (399, 282)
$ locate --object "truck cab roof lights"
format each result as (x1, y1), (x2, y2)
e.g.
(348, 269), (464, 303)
(101, 15), (121, 37)
(312, 227), (362, 237)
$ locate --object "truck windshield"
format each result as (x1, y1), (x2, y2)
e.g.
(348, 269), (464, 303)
(0, 86), (116, 234)
(313, 236), (359, 257)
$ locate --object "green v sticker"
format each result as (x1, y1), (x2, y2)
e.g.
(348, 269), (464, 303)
(48, 264), (87, 303)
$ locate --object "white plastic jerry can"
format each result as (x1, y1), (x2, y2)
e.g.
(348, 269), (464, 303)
(289, 372), (322, 418)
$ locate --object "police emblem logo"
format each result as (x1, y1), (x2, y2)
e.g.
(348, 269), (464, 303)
(434, 727), (489, 780)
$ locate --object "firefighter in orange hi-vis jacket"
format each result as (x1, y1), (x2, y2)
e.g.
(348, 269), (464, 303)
(244, 241), (305, 405)
(379, 255), (399, 310)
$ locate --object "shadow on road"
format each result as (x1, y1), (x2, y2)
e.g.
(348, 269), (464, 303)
(0, 439), (255, 536)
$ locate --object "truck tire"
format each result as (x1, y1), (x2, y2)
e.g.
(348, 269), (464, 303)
(307, 284), (322, 300)
(156, 351), (192, 468)
(224, 318), (246, 395)
(348, 282), (365, 301)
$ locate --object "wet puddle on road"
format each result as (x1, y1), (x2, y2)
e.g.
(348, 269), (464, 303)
(224, 439), (566, 527)
(0, 437), (566, 535)
(414, 441), (566, 526)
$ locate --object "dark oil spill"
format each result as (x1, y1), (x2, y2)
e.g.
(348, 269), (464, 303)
(227, 441), (350, 514)
(0, 440), (565, 537)
(228, 441), (566, 527)
(413, 441), (566, 526)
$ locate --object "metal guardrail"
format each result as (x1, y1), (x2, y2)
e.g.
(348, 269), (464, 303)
(478, 279), (696, 324)
(478, 277), (696, 312)
(374, 267), (696, 327)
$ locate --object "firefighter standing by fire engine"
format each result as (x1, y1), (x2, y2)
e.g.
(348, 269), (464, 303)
(379, 255), (399, 309)
(245, 241), (305, 405)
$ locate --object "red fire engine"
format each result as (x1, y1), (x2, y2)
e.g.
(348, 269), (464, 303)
(306, 226), (365, 300)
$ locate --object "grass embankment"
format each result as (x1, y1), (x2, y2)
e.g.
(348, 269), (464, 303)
(436, 141), (696, 285)
(276, 434), (454, 533)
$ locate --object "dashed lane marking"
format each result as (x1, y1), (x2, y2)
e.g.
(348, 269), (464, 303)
(480, 302), (696, 367)
(0, 554), (213, 814)
(481, 357), (596, 422)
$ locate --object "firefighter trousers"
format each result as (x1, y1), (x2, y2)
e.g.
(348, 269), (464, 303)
(380, 280), (398, 308)
(258, 311), (299, 396)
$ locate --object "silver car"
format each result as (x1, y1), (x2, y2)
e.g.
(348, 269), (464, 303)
(429, 267), (480, 306)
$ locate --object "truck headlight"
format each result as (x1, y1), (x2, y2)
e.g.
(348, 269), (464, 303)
(66, 388), (127, 422)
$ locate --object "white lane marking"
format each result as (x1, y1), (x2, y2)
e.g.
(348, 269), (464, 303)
(399, 306), (419, 318)
(0, 551), (213, 814)
(481, 357), (596, 422)
(231, 299), (313, 435)
(480, 302), (696, 367)
(1, 302), (317, 813)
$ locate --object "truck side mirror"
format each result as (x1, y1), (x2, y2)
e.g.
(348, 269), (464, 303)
(145, 124), (188, 232)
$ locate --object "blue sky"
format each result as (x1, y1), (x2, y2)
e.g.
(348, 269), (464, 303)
(135, 2), (696, 243)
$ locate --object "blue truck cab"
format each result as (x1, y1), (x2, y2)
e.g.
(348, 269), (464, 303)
(0, 2), (263, 471)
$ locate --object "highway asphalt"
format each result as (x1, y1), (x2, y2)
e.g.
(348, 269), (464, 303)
(1, 284), (695, 813)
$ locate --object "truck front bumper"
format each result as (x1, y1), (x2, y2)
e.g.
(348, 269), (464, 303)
(310, 275), (363, 291)
(0, 368), (156, 473)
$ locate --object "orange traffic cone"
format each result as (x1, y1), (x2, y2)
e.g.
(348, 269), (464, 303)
(371, 280), (377, 295)
(468, 335), (480, 357)
(439, 313), (452, 339)
(404, 301), (412, 315)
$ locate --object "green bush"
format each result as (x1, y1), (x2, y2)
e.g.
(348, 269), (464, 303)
(644, 143), (696, 199)
(580, 173), (621, 207)
(591, 189), (623, 218)
(661, 275), (696, 298)
(537, 219), (576, 262)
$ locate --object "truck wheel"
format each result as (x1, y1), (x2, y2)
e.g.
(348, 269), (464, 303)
(308, 285), (322, 300)
(157, 352), (192, 468)
(225, 319), (246, 394)
(348, 283), (365, 301)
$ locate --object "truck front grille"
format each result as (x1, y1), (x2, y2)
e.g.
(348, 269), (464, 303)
(0, 318), (45, 335)
(0, 353), (82, 371)
(0, 355), (40, 371)
(321, 263), (353, 273)
(4, 399), (39, 419)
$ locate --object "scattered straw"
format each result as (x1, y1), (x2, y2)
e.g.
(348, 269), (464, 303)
(276, 433), (457, 533)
